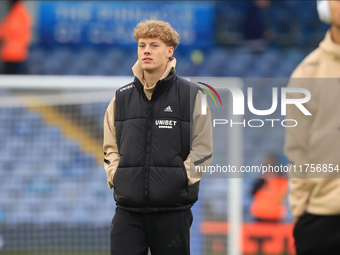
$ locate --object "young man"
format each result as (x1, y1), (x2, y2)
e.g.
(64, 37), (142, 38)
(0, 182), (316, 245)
(285, 1), (340, 254)
(103, 20), (213, 255)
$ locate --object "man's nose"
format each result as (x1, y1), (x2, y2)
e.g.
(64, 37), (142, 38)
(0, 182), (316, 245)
(144, 46), (151, 54)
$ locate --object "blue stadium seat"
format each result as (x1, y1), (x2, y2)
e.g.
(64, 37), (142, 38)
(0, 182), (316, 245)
(201, 179), (229, 219)
(200, 48), (231, 77)
(27, 47), (48, 74)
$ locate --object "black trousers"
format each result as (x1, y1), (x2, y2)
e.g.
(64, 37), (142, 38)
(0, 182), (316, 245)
(294, 212), (340, 255)
(110, 207), (193, 255)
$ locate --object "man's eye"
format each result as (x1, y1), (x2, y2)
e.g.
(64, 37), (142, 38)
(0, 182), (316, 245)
(138, 45), (145, 48)
(153, 45), (159, 47)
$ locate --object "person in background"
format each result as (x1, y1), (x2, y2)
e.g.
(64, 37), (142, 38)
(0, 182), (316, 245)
(250, 154), (288, 222)
(0, 0), (33, 74)
(242, 0), (271, 52)
(285, 1), (340, 254)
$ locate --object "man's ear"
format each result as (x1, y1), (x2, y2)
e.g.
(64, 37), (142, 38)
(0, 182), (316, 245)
(168, 46), (174, 57)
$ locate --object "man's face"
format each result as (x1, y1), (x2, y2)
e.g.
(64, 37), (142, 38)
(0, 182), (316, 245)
(329, 0), (340, 28)
(137, 37), (174, 73)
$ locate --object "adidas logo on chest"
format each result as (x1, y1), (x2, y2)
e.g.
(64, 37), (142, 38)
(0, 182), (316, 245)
(164, 106), (173, 112)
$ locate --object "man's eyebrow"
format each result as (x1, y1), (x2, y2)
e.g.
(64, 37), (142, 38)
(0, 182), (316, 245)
(139, 41), (160, 44)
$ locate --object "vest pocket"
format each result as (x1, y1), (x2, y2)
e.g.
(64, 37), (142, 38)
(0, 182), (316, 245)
(113, 167), (145, 208)
(178, 181), (199, 205)
(148, 166), (187, 207)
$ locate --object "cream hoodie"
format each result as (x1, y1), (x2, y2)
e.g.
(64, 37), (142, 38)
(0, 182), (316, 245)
(285, 30), (340, 217)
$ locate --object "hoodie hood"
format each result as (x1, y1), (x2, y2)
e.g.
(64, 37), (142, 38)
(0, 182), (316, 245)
(319, 30), (340, 59)
(131, 57), (177, 100)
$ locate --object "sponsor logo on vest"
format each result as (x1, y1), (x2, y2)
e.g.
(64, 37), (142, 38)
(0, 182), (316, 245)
(164, 106), (173, 112)
(120, 84), (134, 92)
(155, 119), (177, 129)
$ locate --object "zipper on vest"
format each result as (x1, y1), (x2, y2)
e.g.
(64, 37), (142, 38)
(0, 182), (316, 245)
(144, 101), (153, 212)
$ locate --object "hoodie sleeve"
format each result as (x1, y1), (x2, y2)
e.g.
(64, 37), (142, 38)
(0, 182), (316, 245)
(103, 95), (121, 189)
(284, 68), (317, 217)
(184, 90), (213, 185)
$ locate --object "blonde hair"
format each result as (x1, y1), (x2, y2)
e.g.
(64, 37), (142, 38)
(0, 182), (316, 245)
(133, 19), (180, 49)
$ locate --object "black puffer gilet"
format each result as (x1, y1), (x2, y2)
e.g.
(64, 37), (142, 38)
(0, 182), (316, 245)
(114, 70), (199, 212)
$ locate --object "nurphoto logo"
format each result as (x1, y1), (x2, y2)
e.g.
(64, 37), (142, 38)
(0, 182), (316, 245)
(197, 82), (223, 115)
(196, 79), (312, 128)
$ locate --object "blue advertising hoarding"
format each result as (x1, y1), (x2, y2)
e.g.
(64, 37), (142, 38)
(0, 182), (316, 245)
(39, 1), (214, 49)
